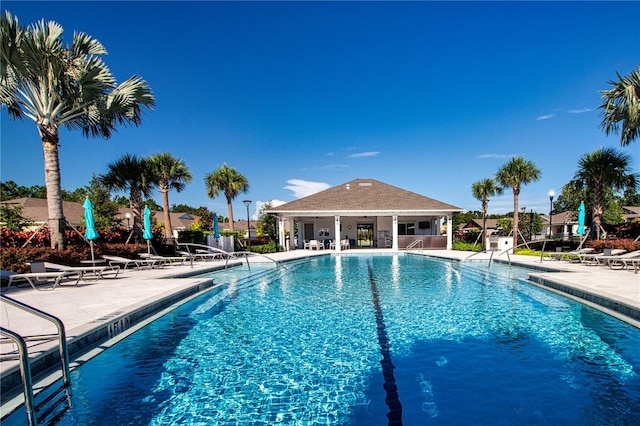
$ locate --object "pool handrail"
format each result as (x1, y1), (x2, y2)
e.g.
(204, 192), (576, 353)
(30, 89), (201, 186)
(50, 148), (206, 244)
(177, 243), (288, 271)
(0, 327), (36, 426)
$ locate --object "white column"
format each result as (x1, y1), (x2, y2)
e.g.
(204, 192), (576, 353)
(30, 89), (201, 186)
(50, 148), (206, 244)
(278, 216), (286, 249)
(392, 215), (398, 251)
(334, 215), (341, 252)
(289, 219), (295, 250)
(446, 215), (453, 250)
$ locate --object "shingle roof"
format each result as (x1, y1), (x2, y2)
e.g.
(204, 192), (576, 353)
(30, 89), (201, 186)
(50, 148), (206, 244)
(0, 197), (85, 225)
(268, 179), (462, 215)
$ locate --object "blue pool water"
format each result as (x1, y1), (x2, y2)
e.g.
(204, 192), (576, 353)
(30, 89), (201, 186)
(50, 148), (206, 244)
(5, 254), (640, 425)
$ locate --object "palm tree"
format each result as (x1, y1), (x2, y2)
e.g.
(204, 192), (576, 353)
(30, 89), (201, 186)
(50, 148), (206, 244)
(471, 178), (503, 247)
(599, 66), (640, 146)
(568, 147), (637, 239)
(0, 12), (154, 249)
(495, 157), (542, 248)
(204, 164), (249, 232)
(99, 154), (156, 242)
(148, 153), (192, 244)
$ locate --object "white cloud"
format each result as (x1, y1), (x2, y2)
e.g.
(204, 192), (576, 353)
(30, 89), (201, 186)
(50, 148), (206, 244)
(254, 199), (287, 220)
(536, 114), (556, 120)
(349, 151), (380, 158)
(475, 153), (518, 159)
(568, 108), (593, 114)
(283, 179), (330, 198)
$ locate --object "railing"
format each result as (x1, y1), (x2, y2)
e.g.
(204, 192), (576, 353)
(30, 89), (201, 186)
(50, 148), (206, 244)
(462, 250), (495, 266)
(406, 239), (424, 251)
(0, 295), (72, 425)
(178, 243), (287, 272)
(0, 327), (36, 426)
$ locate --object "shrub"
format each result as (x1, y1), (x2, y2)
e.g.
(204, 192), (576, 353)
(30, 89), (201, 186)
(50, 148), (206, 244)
(452, 241), (482, 252)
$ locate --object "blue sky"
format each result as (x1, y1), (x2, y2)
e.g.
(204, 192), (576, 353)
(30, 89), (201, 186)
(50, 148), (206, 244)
(1, 1), (638, 220)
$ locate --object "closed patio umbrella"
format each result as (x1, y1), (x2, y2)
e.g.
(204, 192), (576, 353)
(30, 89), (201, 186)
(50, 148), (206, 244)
(83, 197), (100, 263)
(214, 214), (220, 239)
(143, 206), (153, 254)
(577, 201), (586, 235)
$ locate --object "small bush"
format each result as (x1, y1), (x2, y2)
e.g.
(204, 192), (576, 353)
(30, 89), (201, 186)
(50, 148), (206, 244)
(452, 241), (482, 252)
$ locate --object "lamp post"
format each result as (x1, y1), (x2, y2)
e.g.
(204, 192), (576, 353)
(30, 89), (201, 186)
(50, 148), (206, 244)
(125, 212), (131, 230)
(243, 200), (252, 252)
(548, 190), (555, 239)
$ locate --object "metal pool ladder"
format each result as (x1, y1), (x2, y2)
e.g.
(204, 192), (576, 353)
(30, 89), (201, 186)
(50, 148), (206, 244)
(0, 294), (72, 426)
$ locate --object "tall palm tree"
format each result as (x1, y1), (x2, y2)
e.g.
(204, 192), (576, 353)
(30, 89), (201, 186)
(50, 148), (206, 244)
(148, 153), (192, 244)
(0, 12), (154, 249)
(568, 147), (637, 239)
(495, 157), (542, 249)
(471, 178), (503, 247)
(204, 164), (249, 232)
(599, 66), (640, 146)
(99, 154), (156, 242)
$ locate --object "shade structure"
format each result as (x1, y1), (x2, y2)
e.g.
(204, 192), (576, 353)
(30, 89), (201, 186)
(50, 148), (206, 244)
(577, 201), (586, 235)
(83, 197), (99, 262)
(143, 206), (153, 253)
(214, 215), (220, 238)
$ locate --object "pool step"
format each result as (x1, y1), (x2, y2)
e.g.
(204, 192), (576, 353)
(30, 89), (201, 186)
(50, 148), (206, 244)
(34, 383), (71, 425)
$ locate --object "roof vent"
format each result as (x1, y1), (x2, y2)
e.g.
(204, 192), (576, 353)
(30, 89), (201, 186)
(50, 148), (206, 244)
(346, 184), (350, 190)
(359, 182), (372, 187)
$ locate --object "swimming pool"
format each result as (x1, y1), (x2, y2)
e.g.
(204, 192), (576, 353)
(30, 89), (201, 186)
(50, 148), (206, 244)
(4, 254), (640, 425)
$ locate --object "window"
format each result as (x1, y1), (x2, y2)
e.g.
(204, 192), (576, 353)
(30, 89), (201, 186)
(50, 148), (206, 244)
(398, 223), (415, 235)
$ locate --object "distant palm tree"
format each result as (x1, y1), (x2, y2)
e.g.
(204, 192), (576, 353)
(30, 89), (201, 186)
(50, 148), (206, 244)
(204, 164), (249, 232)
(495, 157), (542, 248)
(0, 12), (154, 249)
(599, 66), (640, 146)
(568, 147), (637, 239)
(100, 154), (156, 242)
(471, 178), (503, 247)
(149, 153), (192, 244)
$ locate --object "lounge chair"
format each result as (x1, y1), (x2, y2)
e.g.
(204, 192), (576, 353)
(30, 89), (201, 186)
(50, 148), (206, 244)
(620, 257), (640, 273)
(102, 255), (165, 270)
(1, 268), (81, 292)
(39, 261), (121, 280)
(578, 249), (627, 266)
(560, 247), (594, 262)
(139, 253), (190, 266)
(605, 250), (640, 270)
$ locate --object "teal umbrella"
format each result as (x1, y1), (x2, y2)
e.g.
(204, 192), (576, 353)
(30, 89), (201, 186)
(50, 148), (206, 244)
(143, 206), (153, 253)
(83, 197), (99, 263)
(577, 201), (586, 235)
(214, 214), (220, 238)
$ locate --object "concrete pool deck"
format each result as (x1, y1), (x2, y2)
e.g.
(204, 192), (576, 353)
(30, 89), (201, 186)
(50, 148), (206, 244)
(1, 248), (639, 414)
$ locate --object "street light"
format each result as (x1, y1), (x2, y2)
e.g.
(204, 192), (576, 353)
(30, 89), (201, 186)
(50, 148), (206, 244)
(125, 212), (131, 230)
(243, 200), (252, 251)
(548, 190), (555, 239)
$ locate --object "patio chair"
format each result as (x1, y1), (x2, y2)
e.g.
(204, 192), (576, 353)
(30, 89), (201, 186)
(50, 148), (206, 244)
(1, 268), (81, 292)
(40, 261), (121, 280)
(139, 253), (190, 266)
(578, 249), (627, 266)
(604, 250), (640, 270)
(620, 258), (640, 273)
(102, 255), (165, 270)
(309, 240), (324, 250)
(341, 239), (350, 250)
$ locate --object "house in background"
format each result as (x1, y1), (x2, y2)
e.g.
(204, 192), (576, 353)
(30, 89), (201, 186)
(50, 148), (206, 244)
(0, 198), (199, 239)
(267, 178), (462, 251)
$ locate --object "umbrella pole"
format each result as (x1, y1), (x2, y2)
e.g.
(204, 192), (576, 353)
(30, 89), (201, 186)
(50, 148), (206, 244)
(90, 241), (95, 264)
(147, 240), (151, 255)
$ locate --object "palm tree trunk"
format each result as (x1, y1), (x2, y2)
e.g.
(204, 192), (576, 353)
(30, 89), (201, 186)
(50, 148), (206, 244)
(226, 196), (235, 232)
(41, 137), (66, 249)
(481, 200), (488, 249)
(512, 188), (520, 249)
(592, 188), (604, 239)
(130, 189), (144, 243)
(161, 188), (174, 245)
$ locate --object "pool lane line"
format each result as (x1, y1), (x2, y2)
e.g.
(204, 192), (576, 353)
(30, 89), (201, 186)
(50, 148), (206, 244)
(367, 262), (403, 426)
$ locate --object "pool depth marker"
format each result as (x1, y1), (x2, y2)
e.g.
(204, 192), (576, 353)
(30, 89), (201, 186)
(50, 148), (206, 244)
(367, 262), (403, 425)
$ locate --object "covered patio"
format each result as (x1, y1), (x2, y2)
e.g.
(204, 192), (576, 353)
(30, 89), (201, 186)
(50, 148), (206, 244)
(266, 179), (462, 251)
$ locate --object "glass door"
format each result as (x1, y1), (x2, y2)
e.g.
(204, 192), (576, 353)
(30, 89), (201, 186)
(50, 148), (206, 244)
(356, 224), (374, 247)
